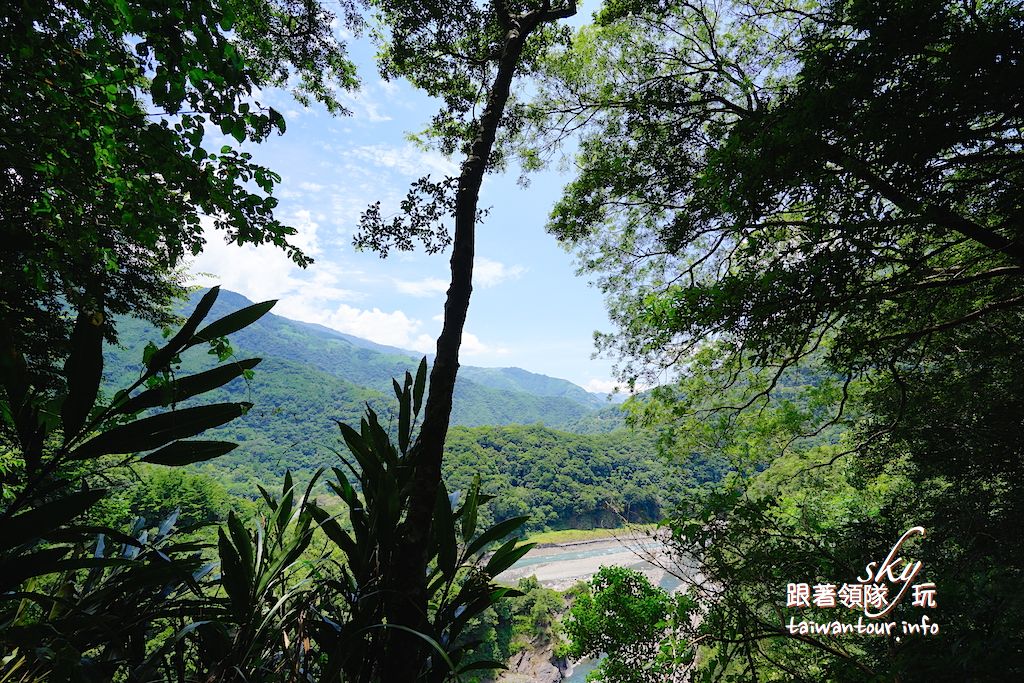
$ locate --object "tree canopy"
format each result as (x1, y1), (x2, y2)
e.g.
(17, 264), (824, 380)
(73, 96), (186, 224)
(533, 0), (1023, 387)
(526, 0), (1024, 678)
(1, 0), (358, 389)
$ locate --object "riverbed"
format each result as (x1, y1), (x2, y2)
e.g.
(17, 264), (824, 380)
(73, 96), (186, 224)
(495, 530), (685, 682)
(495, 529), (684, 592)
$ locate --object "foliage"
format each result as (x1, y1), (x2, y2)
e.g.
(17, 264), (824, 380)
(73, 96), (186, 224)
(0, 286), (278, 680)
(1, 510), (213, 682)
(524, 0), (1024, 680)
(444, 424), (680, 532)
(458, 575), (568, 678)
(533, 0), (1024, 387)
(308, 358), (537, 682)
(564, 566), (693, 683)
(198, 474), (323, 682)
(1, 0), (358, 391)
(123, 466), (241, 528)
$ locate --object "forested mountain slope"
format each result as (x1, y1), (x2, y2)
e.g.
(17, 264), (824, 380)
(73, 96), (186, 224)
(101, 290), (668, 529)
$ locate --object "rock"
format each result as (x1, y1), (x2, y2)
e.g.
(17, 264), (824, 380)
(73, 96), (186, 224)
(496, 642), (564, 683)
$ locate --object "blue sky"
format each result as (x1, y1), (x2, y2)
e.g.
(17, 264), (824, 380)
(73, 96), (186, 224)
(189, 18), (622, 394)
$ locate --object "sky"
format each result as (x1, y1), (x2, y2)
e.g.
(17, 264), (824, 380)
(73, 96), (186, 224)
(189, 16), (623, 395)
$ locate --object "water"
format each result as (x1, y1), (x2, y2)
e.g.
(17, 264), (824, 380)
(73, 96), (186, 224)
(563, 654), (604, 682)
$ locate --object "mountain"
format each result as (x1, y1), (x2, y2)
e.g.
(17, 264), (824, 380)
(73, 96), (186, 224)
(97, 289), (709, 532)
(106, 289), (613, 421)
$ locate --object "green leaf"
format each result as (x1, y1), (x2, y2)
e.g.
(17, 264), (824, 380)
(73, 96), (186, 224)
(185, 299), (276, 348)
(146, 287), (220, 373)
(432, 481), (457, 576)
(0, 548), (73, 590)
(398, 372), (412, 453)
(0, 488), (107, 552)
(309, 504), (358, 562)
(464, 515), (530, 559)
(218, 526), (250, 615)
(61, 307), (105, 440)
(458, 659), (506, 674)
(413, 356), (427, 416)
(140, 440), (238, 465)
(227, 512), (255, 589)
(485, 539), (535, 577)
(460, 475), (480, 541)
(117, 358), (261, 414)
(70, 402), (251, 460)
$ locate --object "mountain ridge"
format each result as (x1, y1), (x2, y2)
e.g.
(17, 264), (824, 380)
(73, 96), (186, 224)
(195, 288), (611, 409)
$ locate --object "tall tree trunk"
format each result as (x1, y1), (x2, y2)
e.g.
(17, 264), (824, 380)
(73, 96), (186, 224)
(380, 4), (574, 679)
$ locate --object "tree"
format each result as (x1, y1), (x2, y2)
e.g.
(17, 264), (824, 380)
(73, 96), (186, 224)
(526, 0), (1024, 678)
(532, 0), (1023, 387)
(564, 566), (693, 683)
(1, 0), (359, 391)
(353, 1), (578, 676)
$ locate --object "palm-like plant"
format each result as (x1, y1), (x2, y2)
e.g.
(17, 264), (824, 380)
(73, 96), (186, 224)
(308, 359), (534, 682)
(1, 286), (276, 680)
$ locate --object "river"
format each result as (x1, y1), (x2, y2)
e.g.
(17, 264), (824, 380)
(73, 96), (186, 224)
(496, 531), (686, 682)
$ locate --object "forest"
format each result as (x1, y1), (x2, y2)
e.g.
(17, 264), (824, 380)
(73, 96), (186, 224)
(2, 0), (1022, 682)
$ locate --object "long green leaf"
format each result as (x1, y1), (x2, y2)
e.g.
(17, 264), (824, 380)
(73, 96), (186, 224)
(433, 482), (457, 576)
(398, 372), (411, 453)
(0, 488), (106, 551)
(484, 540), (535, 577)
(460, 475), (480, 541)
(140, 440), (238, 465)
(309, 504), (358, 562)
(217, 526), (249, 616)
(458, 659), (506, 674)
(70, 402), (250, 460)
(146, 287), (220, 373)
(61, 307), (104, 440)
(413, 356), (427, 417)
(227, 512), (255, 591)
(185, 299), (276, 348)
(117, 358), (261, 415)
(464, 515), (530, 560)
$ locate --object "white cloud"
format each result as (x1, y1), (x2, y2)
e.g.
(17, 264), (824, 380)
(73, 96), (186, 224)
(460, 332), (490, 356)
(282, 209), (322, 257)
(317, 304), (422, 348)
(299, 181), (324, 193)
(337, 88), (393, 122)
(350, 144), (457, 177)
(190, 219), (512, 358)
(189, 214), (361, 319)
(583, 378), (651, 395)
(412, 334), (436, 353)
(391, 259), (522, 297)
(377, 78), (400, 96)
(583, 378), (623, 394)
(475, 257), (525, 287)
(394, 277), (450, 298)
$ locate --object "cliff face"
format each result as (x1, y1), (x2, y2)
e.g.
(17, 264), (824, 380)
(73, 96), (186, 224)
(495, 641), (568, 683)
